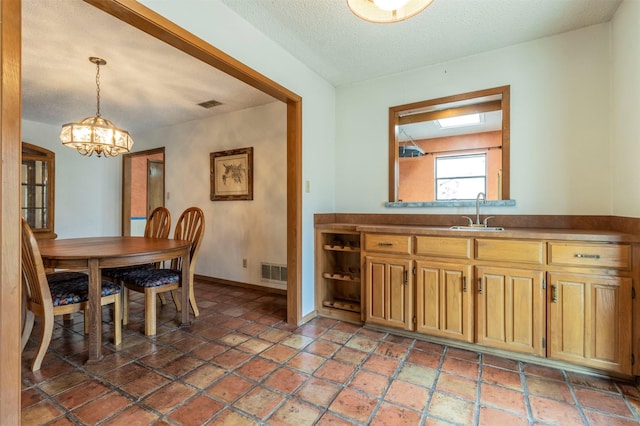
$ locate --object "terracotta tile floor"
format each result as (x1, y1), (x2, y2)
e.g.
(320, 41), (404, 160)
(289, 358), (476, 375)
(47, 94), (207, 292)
(21, 280), (640, 425)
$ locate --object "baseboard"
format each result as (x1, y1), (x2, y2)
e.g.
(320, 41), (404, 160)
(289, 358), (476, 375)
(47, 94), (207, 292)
(300, 310), (318, 325)
(195, 274), (287, 295)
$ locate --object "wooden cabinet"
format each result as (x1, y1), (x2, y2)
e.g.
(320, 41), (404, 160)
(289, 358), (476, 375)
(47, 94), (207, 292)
(476, 266), (545, 356)
(548, 273), (632, 374)
(21, 142), (56, 240)
(317, 223), (639, 376)
(315, 227), (362, 322)
(415, 260), (473, 342)
(364, 255), (413, 330)
(547, 242), (634, 374)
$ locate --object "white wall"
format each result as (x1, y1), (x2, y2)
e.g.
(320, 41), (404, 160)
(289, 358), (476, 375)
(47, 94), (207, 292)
(611, 0), (640, 218)
(335, 24), (613, 216)
(139, 0), (336, 315)
(135, 102), (288, 290)
(21, 119), (121, 238)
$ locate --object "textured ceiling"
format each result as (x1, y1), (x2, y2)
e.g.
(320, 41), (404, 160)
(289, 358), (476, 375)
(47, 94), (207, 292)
(221, 0), (623, 86)
(22, 0), (623, 139)
(22, 0), (276, 136)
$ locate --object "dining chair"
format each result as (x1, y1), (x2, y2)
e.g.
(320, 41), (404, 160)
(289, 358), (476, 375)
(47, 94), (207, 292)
(121, 207), (205, 336)
(102, 206), (171, 282)
(20, 218), (122, 371)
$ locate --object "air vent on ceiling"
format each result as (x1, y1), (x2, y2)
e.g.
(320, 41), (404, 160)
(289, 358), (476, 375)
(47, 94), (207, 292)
(197, 99), (223, 109)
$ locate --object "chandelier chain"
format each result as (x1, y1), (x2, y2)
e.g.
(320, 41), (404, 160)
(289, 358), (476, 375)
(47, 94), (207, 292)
(95, 61), (101, 117)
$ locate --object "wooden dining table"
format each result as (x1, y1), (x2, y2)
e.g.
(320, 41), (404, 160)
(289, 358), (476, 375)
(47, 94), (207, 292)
(38, 236), (192, 363)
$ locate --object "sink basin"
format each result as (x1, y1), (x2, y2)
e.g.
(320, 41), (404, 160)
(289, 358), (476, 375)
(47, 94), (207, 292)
(449, 225), (505, 232)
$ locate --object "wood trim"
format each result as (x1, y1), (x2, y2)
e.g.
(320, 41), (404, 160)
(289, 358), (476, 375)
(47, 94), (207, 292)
(195, 274), (286, 296)
(121, 147), (165, 236)
(84, 0), (300, 104)
(0, 0), (22, 422)
(388, 85), (511, 202)
(287, 100), (303, 325)
(85, 0), (303, 325)
(501, 86), (511, 200)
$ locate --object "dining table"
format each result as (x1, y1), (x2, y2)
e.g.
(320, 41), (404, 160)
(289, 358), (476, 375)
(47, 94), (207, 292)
(38, 236), (192, 363)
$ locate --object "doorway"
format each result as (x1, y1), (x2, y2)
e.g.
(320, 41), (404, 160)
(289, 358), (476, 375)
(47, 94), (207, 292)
(121, 147), (165, 236)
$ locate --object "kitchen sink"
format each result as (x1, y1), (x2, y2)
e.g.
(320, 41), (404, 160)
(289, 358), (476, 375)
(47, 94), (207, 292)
(449, 225), (505, 232)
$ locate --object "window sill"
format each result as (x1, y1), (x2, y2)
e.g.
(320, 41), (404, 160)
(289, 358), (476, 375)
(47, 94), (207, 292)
(385, 200), (517, 208)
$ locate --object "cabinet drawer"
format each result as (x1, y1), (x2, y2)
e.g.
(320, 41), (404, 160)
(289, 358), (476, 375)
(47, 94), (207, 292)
(364, 234), (411, 255)
(415, 236), (472, 259)
(548, 242), (631, 270)
(476, 239), (544, 265)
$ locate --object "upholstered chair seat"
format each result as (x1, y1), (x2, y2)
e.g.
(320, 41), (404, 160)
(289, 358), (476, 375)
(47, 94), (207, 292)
(121, 268), (181, 288)
(102, 263), (155, 280)
(48, 276), (121, 306)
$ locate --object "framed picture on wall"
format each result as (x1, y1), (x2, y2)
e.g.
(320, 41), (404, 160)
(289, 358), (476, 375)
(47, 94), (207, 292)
(210, 147), (254, 201)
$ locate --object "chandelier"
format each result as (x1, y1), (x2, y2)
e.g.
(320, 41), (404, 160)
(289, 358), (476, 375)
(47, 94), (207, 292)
(347, 0), (434, 23)
(60, 57), (133, 158)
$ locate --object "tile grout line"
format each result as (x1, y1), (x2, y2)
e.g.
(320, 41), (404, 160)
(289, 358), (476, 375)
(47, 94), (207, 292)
(519, 360), (536, 424)
(418, 344), (448, 425)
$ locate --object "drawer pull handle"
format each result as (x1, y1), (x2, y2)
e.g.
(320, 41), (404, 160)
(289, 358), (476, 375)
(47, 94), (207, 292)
(378, 242), (393, 247)
(551, 285), (557, 303)
(404, 270), (408, 284)
(463, 276), (467, 292)
(478, 278), (483, 294)
(575, 253), (600, 259)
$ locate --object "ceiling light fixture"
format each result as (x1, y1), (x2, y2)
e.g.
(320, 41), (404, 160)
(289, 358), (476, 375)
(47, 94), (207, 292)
(60, 57), (133, 158)
(347, 0), (434, 23)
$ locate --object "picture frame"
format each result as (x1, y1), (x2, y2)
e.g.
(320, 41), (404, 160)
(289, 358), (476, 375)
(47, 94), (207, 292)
(210, 147), (254, 201)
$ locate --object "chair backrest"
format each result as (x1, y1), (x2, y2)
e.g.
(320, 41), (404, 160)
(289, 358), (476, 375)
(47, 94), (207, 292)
(21, 218), (53, 315)
(144, 206), (171, 239)
(171, 207), (205, 273)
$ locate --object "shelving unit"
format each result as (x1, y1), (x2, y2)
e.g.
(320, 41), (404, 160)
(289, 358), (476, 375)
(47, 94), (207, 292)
(315, 225), (362, 322)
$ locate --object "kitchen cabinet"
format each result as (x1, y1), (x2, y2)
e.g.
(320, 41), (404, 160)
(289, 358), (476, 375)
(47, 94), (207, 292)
(474, 238), (546, 356)
(547, 241), (633, 374)
(414, 235), (473, 342)
(415, 260), (473, 342)
(316, 222), (639, 376)
(476, 266), (545, 356)
(363, 233), (413, 330)
(364, 255), (413, 330)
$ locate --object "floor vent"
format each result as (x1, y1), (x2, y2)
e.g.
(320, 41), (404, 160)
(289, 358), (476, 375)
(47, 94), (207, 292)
(260, 262), (287, 283)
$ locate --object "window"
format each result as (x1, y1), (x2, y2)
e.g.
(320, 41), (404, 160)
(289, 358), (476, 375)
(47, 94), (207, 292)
(435, 153), (486, 200)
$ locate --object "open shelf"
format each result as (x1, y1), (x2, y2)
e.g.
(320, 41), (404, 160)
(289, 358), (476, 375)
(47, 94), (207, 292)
(323, 299), (361, 313)
(316, 228), (363, 322)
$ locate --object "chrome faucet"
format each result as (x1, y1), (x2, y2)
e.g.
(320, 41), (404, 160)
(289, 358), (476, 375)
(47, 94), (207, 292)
(462, 192), (493, 227)
(475, 192), (485, 225)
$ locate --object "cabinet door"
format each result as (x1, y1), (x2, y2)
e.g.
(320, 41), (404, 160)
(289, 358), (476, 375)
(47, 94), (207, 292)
(364, 256), (412, 330)
(415, 261), (473, 342)
(476, 267), (545, 356)
(548, 273), (632, 374)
